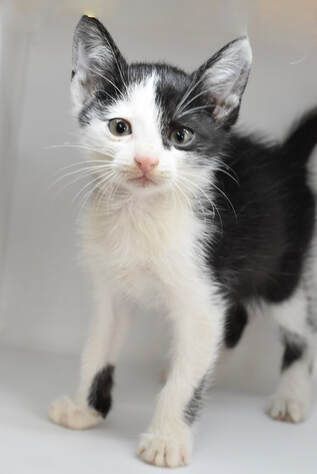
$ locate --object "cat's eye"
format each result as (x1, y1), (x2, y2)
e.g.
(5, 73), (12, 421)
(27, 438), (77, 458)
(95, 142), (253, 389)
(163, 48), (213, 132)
(169, 127), (194, 147)
(108, 118), (132, 136)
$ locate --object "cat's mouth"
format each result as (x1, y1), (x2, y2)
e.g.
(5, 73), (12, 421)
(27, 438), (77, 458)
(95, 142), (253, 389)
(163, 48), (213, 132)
(120, 168), (170, 192)
(128, 175), (157, 187)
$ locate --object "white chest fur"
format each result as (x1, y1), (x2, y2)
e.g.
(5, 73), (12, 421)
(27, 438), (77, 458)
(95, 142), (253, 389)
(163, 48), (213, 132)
(81, 193), (207, 304)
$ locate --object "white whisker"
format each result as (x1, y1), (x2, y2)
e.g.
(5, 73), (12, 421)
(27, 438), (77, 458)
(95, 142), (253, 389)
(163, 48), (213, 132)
(72, 170), (115, 205)
(174, 72), (206, 118)
(89, 65), (125, 99)
(76, 171), (117, 217)
(177, 105), (211, 118)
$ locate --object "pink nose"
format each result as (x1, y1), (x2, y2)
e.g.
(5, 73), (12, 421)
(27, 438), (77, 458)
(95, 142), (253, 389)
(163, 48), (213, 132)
(134, 156), (159, 174)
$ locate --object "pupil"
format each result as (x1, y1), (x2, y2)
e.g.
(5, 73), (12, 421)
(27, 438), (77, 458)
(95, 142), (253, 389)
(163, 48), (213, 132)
(116, 121), (126, 134)
(177, 129), (185, 142)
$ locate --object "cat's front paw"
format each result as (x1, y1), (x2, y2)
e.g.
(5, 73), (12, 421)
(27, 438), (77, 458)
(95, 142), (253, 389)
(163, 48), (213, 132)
(48, 396), (102, 430)
(137, 427), (192, 468)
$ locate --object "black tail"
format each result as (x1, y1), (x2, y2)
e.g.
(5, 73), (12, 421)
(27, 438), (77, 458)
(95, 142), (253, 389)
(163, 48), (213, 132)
(284, 107), (317, 166)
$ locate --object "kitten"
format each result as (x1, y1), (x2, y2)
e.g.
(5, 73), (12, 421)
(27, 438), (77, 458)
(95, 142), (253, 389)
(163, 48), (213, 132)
(49, 15), (317, 467)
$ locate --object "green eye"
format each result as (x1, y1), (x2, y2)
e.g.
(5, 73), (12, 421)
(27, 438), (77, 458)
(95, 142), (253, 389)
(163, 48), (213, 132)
(108, 118), (132, 136)
(170, 127), (194, 147)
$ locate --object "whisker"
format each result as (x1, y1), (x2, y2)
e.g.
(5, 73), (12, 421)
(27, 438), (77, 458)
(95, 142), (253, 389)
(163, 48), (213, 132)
(174, 71), (199, 116)
(210, 182), (237, 221)
(177, 88), (210, 115)
(180, 170), (234, 227)
(50, 167), (116, 197)
(75, 170), (118, 217)
(72, 170), (115, 205)
(214, 166), (239, 186)
(89, 65), (125, 99)
(95, 171), (118, 210)
(55, 159), (115, 173)
(175, 174), (218, 223)
(45, 144), (106, 153)
(174, 72), (206, 118)
(103, 40), (128, 94)
(174, 181), (193, 209)
(52, 163), (114, 186)
(177, 104), (211, 119)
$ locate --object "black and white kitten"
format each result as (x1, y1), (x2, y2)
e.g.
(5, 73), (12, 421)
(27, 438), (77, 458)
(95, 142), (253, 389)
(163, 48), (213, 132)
(49, 16), (317, 468)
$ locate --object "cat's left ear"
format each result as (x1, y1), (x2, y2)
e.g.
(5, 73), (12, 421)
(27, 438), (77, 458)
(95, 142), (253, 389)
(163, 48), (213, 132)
(71, 15), (126, 113)
(193, 37), (252, 127)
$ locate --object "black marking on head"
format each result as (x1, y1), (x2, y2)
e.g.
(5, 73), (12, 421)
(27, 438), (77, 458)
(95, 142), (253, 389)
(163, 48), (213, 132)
(88, 364), (115, 418)
(281, 333), (306, 371)
(224, 303), (248, 349)
(72, 15), (250, 153)
(184, 377), (206, 425)
(153, 65), (191, 148)
(154, 63), (227, 153)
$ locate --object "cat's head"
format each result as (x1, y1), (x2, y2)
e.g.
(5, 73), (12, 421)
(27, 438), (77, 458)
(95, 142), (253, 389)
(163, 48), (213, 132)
(71, 15), (252, 198)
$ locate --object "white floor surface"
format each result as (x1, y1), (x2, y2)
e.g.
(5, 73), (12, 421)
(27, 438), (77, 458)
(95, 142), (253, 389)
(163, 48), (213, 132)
(0, 346), (316, 474)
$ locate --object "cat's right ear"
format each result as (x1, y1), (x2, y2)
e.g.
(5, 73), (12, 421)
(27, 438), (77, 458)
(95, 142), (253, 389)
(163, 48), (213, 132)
(188, 37), (252, 128)
(71, 15), (126, 113)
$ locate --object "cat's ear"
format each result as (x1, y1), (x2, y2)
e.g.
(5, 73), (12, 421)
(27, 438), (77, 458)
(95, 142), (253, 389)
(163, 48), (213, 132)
(193, 37), (252, 127)
(71, 15), (126, 112)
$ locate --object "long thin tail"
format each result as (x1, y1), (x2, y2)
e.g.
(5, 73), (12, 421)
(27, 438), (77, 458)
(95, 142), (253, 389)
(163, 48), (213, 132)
(284, 107), (317, 166)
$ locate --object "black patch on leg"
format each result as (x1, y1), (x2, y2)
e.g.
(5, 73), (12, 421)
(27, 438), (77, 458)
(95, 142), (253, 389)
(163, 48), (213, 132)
(88, 365), (115, 418)
(184, 378), (206, 425)
(224, 303), (248, 349)
(281, 333), (306, 371)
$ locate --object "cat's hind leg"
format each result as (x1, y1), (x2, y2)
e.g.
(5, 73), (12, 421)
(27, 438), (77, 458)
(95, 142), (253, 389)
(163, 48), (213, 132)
(266, 287), (315, 423)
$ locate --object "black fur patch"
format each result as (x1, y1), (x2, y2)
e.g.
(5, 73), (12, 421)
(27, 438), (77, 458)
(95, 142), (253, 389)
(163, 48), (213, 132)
(88, 365), (115, 418)
(281, 335), (306, 371)
(184, 378), (206, 424)
(225, 303), (248, 348)
(205, 125), (316, 312)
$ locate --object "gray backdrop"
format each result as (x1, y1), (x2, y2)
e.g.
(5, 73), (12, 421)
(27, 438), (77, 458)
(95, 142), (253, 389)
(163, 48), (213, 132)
(1, 0), (317, 391)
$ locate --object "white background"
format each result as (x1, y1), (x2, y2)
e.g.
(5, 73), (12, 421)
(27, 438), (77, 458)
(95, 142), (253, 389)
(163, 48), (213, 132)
(0, 1), (317, 473)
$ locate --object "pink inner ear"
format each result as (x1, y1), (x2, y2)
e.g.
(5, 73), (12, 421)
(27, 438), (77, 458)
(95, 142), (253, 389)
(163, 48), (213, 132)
(212, 94), (241, 122)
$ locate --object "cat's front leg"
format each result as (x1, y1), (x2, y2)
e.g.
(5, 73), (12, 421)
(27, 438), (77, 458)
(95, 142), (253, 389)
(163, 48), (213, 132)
(49, 284), (129, 430)
(138, 281), (224, 468)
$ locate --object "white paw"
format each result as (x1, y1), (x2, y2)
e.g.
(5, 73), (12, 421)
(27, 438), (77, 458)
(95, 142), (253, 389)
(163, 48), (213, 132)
(137, 428), (192, 468)
(266, 395), (310, 423)
(48, 396), (102, 430)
